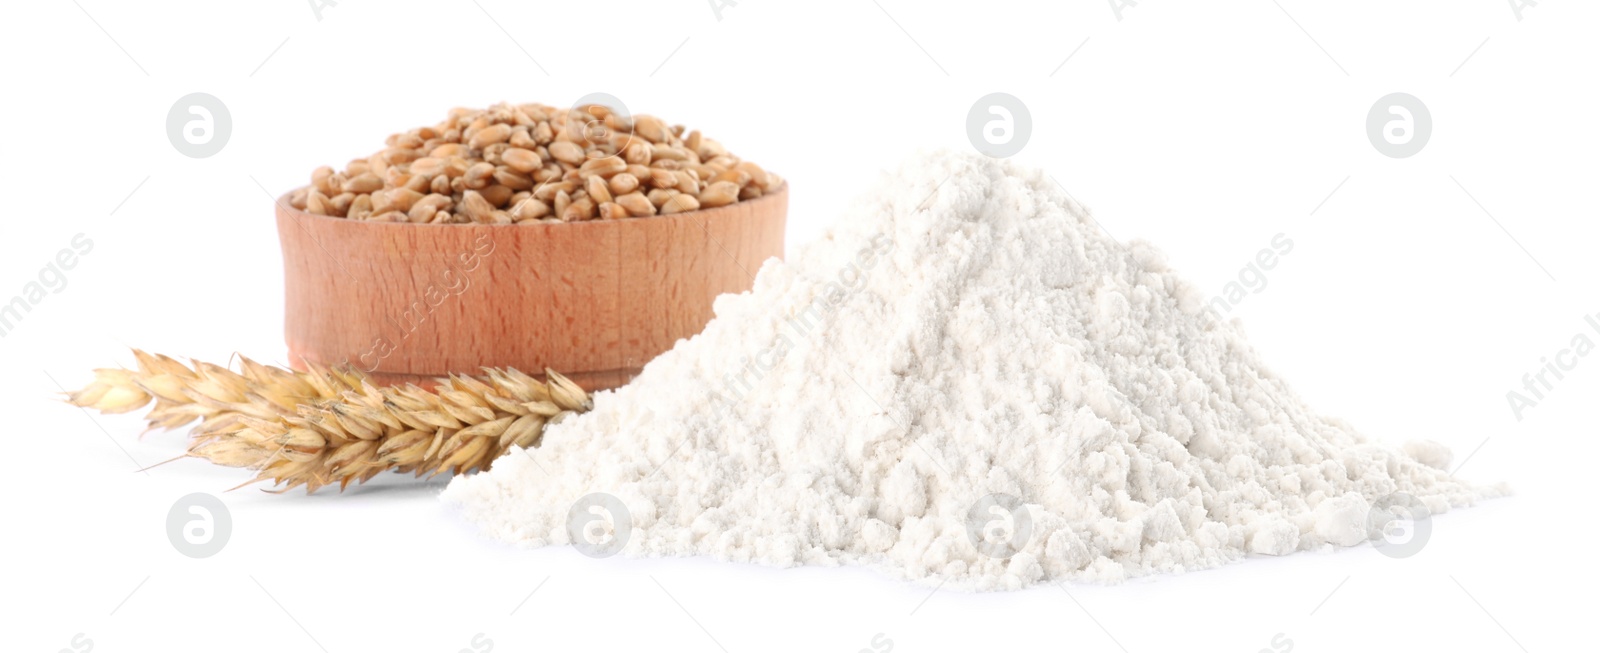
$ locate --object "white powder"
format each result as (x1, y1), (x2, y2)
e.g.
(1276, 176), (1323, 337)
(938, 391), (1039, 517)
(443, 150), (1504, 589)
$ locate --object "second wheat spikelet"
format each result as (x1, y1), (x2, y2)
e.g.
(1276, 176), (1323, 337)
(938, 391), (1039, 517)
(66, 350), (592, 493)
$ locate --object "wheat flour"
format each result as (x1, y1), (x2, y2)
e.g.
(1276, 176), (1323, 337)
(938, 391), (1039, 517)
(442, 150), (1503, 589)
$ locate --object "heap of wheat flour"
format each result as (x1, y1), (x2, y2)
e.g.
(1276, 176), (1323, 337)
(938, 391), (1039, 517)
(443, 150), (1502, 589)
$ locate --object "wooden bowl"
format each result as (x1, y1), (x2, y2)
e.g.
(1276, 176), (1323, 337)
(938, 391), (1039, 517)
(275, 186), (786, 390)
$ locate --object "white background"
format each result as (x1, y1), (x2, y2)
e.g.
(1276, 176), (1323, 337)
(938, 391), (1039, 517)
(3, 1), (1593, 651)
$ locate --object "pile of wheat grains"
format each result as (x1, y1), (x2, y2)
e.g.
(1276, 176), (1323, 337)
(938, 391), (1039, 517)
(443, 150), (1503, 589)
(288, 102), (782, 224)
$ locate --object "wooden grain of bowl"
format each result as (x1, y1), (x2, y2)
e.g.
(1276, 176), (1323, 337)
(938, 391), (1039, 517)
(275, 185), (786, 391)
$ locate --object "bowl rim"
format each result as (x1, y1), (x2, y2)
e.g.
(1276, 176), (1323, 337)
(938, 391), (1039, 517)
(273, 181), (787, 229)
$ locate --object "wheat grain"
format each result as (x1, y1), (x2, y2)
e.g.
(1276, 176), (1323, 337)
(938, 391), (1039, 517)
(598, 202), (628, 220)
(608, 172), (641, 196)
(698, 181), (740, 208)
(660, 193), (700, 215)
(585, 175), (613, 205)
(616, 192), (656, 217)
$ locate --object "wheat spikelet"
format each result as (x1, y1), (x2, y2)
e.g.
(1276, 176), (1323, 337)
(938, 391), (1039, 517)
(65, 350), (592, 493)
